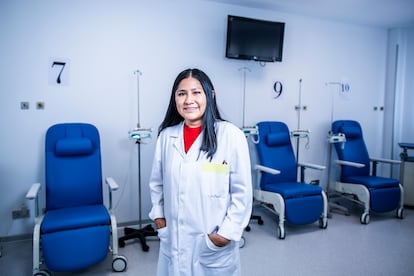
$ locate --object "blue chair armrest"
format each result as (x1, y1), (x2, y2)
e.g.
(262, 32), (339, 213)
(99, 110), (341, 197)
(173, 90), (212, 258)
(26, 183), (41, 217)
(298, 162), (325, 171)
(26, 183), (41, 199)
(105, 177), (119, 210)
(297, 162), (325, 183)
(255, 165), (281, 190)
(335, 160), (365, 168)
(370, 157), (401, 176)
(255, 164), (281, 175)
(370, 157), (401, 165)
(105, 177), (119, 191)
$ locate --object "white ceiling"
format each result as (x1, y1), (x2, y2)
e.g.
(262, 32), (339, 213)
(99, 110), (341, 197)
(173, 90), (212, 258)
(206, 0), (414, 28)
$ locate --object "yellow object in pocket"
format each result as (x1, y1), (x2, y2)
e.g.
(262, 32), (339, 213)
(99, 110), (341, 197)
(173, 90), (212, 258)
(202, 162), (229, 174)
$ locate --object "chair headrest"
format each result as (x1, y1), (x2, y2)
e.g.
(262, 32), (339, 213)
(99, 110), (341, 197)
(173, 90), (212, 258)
(339, 125), (361, 139)
(266, 132), (290, 147)
(55, 138), (93, 156)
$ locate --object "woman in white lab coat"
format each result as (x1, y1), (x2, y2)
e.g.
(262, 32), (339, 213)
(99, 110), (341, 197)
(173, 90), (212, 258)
(149, 68), (252, 276)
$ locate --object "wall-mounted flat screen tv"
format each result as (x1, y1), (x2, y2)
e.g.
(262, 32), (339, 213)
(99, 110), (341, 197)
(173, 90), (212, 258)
(226, 15), (285, 62)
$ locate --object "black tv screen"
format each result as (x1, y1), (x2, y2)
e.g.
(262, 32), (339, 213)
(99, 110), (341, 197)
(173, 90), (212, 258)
(226, 15), (285, 62)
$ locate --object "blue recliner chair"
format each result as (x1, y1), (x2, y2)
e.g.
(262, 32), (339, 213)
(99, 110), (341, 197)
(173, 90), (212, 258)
(331, 120), (404, 224)
(26, 123), (127, 275)
(254, 121), (328, 239)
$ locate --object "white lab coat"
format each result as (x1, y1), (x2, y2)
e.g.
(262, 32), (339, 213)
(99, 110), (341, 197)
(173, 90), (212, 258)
(149, 121), (252, 276)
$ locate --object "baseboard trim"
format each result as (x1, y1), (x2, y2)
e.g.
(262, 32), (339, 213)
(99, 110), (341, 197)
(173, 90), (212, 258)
(0, 233), (32, 243)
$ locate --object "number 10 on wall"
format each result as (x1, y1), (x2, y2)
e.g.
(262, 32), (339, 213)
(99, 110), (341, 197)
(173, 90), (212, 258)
(48, 58), (70, 86)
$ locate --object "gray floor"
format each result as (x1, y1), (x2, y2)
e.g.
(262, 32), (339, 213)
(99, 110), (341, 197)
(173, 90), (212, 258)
(1, 201), (414, 276)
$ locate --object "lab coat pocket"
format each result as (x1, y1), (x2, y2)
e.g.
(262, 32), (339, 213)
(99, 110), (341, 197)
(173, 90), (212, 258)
(201, 162), (230, 199)
(157, 227), (174, 276)
(199, 234), (236, 269)
(157, 227), (170, 256)
(157, 226), (168, 240)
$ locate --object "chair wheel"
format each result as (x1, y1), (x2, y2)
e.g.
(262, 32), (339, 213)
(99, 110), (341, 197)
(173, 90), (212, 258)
(360, 213), (370, 224)
(142, 243), (150, 252)
(258, 218), (264, 225)
(245, 225), (251, 232)
(277, 225), (285, 239)
(319, 217), (328, 229)
(112, 255), (128, 272)
(34, 270), (51, 276)
(397, 207), (404, 219)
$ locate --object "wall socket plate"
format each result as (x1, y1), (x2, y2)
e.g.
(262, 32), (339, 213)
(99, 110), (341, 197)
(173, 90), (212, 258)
(20, 101), (29, 110)
(12, 206), (30, 219)
(36, 101), (45, 109)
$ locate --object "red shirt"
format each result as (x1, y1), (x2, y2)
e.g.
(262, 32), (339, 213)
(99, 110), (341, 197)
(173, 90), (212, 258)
(184, 124), (202, 153)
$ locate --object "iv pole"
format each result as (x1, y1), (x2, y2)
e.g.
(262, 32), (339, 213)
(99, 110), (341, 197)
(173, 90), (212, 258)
(239, 67), (259, 138)
(325, 82), (348, 216)
(118, 69), (157, 252)
(238, 67), (262, 245)
(241, 67), (250, 128)
(294, 79), (303, 161)
(291, 79), (310, 181)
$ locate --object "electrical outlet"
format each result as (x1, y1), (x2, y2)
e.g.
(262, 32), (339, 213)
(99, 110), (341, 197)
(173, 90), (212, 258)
(12, 205), (30, 219)
(20, 101), (29, 110)
(36, 101), (45, 110)
(310, 179), (320, 185)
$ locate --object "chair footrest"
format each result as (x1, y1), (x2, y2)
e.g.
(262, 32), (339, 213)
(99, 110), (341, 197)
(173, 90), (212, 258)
(42, 225), (110, 272)
(285, 196), (323, 225)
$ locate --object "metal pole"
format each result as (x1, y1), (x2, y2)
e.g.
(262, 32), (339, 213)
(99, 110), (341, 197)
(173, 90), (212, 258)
(390, 44), (399, 177)
(297, 79), (302, 130)
(239, 67), (251, 128)
(296, 79), (303, 162)
(134, 69), (143, 228)
(137, 140), (142, 229)
(134, 70), (142, 128)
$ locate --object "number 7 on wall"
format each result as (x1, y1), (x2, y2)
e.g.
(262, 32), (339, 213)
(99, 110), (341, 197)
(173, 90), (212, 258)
(52, 62), (65, 84)
(49, 58), (70, 86)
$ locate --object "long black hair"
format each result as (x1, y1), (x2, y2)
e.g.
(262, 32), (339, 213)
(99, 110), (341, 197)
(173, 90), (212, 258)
(158, 68), (224, 159)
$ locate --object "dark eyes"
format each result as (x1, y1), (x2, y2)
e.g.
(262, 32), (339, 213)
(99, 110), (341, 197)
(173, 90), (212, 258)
(176, 90), (202, 97)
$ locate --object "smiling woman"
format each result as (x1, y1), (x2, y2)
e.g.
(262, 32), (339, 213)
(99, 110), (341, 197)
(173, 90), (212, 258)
(175, 77), (207, 128)
(148, 68), (253, 276)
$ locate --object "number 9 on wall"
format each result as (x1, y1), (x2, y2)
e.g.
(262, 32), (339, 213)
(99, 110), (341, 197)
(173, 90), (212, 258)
(273, 80), (283, 99)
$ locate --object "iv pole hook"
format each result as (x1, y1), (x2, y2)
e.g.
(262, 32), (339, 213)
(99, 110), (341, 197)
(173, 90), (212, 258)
(297, 78), (303, 130)
(134, 70), (142, 129)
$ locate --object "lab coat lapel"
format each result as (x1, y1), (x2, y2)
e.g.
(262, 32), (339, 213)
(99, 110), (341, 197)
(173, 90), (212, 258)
(172, 123), (185, 159)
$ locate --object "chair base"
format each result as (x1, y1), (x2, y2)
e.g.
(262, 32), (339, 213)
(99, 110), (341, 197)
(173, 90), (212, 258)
(327, 192), (350, 217)
(118, 224), (158, 252)
(254, 189), (328, 239)
(334, 181), (404, 224)
(245, 214), (264, 231)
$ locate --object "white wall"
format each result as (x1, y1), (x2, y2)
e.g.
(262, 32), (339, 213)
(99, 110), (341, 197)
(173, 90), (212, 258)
(0, 0), (401, 237)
